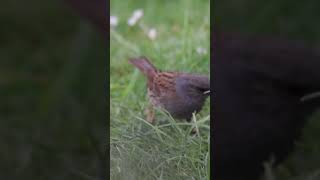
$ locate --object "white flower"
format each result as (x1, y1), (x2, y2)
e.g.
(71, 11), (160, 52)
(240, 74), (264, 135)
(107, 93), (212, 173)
(196, 47), (207, 55)
(110, 16), (118, 27)
(133, 9), (143, 20)
(147, 28), (157, 40)
(127, 9), (144, 26)
(127, 17), (137, 26)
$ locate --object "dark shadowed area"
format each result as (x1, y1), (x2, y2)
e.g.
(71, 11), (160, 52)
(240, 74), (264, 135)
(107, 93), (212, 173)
(0, 0), (107, 179)
(213, 1), (320, 180)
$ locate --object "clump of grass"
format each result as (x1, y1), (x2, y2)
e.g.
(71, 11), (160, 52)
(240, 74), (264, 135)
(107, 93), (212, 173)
(110, 0), (210, 179)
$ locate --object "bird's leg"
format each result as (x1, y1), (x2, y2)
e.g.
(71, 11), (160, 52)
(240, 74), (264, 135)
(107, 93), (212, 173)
(146, 105), (155, 124)
(145, 96), (155, 124)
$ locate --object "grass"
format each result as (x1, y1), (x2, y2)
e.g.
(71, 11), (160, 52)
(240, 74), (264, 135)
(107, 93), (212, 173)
(110, 0), (210, 179)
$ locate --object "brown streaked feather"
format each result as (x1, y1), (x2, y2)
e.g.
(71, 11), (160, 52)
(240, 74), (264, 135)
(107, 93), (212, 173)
(154, 72), (177, 93)
(129, 56), (158, 78)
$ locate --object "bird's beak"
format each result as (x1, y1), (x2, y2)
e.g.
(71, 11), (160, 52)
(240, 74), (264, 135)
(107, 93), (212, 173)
(203, 90), (210, 95)
(300, 91), (320, 102)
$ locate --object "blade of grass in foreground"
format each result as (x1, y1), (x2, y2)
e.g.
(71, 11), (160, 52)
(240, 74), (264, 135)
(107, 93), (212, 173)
(121, 69), (139, 99)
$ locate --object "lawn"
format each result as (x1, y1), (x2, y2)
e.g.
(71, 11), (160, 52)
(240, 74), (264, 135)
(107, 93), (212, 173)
(110, 0), (210, 180)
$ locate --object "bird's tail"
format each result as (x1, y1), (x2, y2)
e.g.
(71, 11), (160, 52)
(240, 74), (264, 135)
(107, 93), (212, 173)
(129, 56), (158, 78)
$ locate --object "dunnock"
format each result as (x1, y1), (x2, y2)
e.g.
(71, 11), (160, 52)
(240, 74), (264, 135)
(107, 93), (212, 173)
(129, 56), (210, 124)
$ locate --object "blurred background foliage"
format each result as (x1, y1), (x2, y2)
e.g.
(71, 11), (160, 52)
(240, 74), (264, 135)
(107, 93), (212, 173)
(214, 0), (320, 179)
(0, 0), (106, 179)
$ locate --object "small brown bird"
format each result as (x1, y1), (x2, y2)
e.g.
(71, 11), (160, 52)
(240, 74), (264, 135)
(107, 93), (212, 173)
(129, 56), (210, 124)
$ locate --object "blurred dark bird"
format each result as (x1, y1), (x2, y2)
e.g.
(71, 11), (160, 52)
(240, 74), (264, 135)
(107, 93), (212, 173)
(212, 30), (320, 180)
(129, 57), (210, 124)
